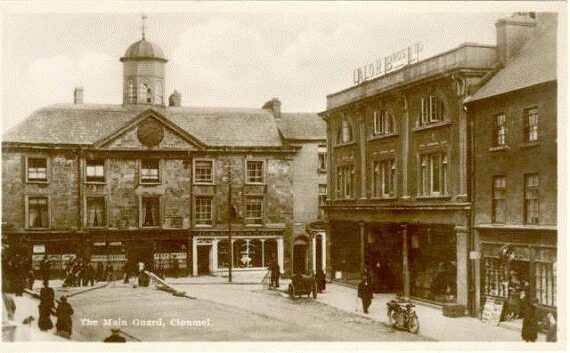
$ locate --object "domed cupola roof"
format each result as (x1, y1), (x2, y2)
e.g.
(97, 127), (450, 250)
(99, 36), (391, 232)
(120, 38), (167, 63)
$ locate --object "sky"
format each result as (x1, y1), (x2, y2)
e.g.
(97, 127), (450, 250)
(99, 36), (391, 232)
(0, 1), (564, 132)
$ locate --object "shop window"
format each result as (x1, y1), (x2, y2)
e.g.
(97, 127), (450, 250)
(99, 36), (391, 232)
(481, 257), (509, 299)
(141, 197), (160, 227)
(233, 239), (248, 268)
(420, 152), (448, 196)
(372, 159), (395, 198)
(246, 161), (264, 184)
(195, 197), (212, 225)
(86, 197), (106, 227)
(27, 196), (49, 229)
(249, 240), (262, 267)
(373, 110), (394, 136)
(264, 240), (278, 267)
(420, 94), (445, 127)
(141, 160), (160, 184)
(535, 261), (556, 307)
(217, 240), (230, 268)
(492, 176), (506, 223)
(494, 113), (506, 146)
(524, 107), (538, 142)
(336, 165), (354, 199)
(245, 197), (263, 225)
(27, 157), (48, 182)
(194, 160), (213, 183)
(524, 174), (539, 224)
(86, 159), (105, 183)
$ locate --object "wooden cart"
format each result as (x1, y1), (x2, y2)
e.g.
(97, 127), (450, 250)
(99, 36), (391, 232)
(288, 273), (317, 300)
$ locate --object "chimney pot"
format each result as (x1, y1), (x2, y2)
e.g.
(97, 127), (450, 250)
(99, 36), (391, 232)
(262, 97), (281, 119)
(74, 87), (84, 104)
(496, 13), (536, 65)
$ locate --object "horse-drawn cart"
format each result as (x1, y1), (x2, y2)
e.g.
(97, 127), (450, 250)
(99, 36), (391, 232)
(288, 273), (317, 299)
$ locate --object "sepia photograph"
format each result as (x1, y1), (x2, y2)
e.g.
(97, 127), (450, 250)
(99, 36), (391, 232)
(0, 1), (566, 351)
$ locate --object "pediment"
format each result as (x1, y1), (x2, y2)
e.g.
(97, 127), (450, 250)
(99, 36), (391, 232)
(94, 110), (205, 151)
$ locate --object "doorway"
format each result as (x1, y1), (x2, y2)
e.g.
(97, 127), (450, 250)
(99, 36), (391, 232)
(293, 236), (309, 274)
(197, 246), (211, 275)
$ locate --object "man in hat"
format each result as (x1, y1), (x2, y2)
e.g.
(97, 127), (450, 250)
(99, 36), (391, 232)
(104, 328), (126, 342)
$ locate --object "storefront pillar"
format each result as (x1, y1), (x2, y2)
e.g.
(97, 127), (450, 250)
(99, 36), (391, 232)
(401, 223), (410, 301)
(277, 238), (284, 274)
(358, 222), (366, 272)
(212, 239), (219, 274)
(192, 238), (198, 277)
(455, 226), (469, 307)
(311, 235), (317, 274)
(321, 233), (327, 275)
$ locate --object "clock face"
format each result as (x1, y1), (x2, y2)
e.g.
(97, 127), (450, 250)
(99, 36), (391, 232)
(137, 117), (164, 147)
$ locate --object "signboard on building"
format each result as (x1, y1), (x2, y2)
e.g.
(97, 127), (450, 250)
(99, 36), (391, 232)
(353, 42), (424, 84)
(481, 296), (505, 326)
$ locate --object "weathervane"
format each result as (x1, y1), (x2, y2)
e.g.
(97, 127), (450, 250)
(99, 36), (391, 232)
(142, 14), (147, 40)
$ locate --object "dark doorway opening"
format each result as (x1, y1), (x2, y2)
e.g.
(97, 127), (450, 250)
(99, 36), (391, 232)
(197, 246), (210, 275)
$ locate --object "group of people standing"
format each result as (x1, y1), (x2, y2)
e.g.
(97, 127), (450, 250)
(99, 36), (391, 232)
(38, 280), (74, 339)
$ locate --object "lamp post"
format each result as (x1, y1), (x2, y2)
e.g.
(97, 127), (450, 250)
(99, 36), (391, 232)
(227, 159), (233, 283)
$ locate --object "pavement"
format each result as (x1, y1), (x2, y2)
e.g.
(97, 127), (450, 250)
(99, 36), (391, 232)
(164, 274), (553, 343)
(4, 275), (557, 344)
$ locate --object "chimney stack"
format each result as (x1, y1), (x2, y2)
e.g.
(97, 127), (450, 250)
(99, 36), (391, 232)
(169, 90), (181, 107)
(496, 13), (536, 66)
(262, 97), (281, 119)
(74, 87), (84, 104)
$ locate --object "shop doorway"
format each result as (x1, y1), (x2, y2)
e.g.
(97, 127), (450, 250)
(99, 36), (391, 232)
(197, 246), (211, 275)
(293, 236), (309, 274)
(366, 225), (403, 293)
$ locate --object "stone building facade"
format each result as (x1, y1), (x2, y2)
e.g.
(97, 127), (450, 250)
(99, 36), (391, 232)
(2, 32), (326, 280)
(466, 13), (558, 317)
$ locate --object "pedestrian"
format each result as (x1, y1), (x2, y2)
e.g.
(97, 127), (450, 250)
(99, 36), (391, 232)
(55, 296), (74, 339)
(316, 269), (326, 292)
(2, 292), (16, 321)
(171, 255), (179, 278)
(137, 261), (145, 287)
(106, 264), (114, 282)
(104, 328), (127, 342)
(546, 312), (557, 342)
(270, 257), (280, 288)
(521, 297), (539, 342)
(40, 255), (51, 284)
(358, 274), (374, 314)
(38, 282), (55, 331)
(96, 262), (104, 282)
(123, 262), (130, 284)
(88, 262), (95, 286)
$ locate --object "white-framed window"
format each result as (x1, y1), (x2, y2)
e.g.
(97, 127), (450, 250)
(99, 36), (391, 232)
(26, 157), (48, 183)
(139, 84), (148, 103)
(245, 197), (263, 225)
(524, 174), (539, 224)
(85, 159), (105, 183)
(420, 94), (445, 126)
(86, 197), (106, 228)
(194, 160), (213, 183)
(318, 152), (327, 171)
(127, 80), (136, 104)
(494, 113), (506, 146)
(337, 118), (354, 144)
(155, 81), (163, 105)
(195, 197), (213, 225)
(524, 107), (538, 142)
(246, 161), (264, 184)
(372, 159), (396, 198)
(492, 176), (506, 223)
(141, 160), (160, 184)
(373, 110), (394, 136)
(318, 184), (327, 218)
(141, 196), (160, 227)
(336, 165), (354, 199)
(27, 196), (49, 229)
(420, 152), (448, 196)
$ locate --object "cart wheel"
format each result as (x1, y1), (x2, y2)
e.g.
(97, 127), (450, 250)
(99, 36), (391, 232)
(312, 283), (317, 298)
(288, 284), (296, 300)
(408, 316), (420, 334)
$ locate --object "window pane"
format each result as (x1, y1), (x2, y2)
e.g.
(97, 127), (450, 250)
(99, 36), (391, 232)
(28, 197), (48, 228)
(87, 197), (106, 227)
(28, 158), (47, 181)
(195, 197), (212, 225)
(249, 240), (262, 267)
(142, 197), (160, 226)
(195, 160), (213, 183)
(218, 240), (230, 268)
(86, 160), (105, 182)
(141, 160), (160, 183)
(246, 161), (264, 183)
(245, 198), (263, 224)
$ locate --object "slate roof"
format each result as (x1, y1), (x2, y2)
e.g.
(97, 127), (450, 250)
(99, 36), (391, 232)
(276, 113), (326, 141)
(2, 104), (286, 148)
(467, 17), (557, 102)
